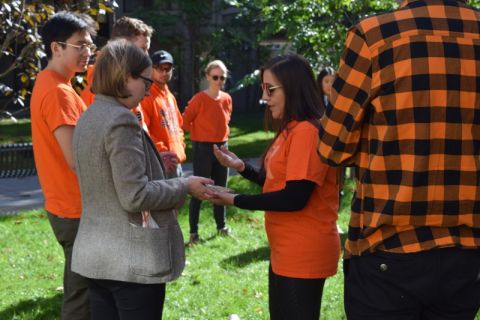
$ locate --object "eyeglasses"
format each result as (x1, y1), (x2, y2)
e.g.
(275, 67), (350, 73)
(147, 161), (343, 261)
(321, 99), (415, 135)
(211, 75), (226, 81)
(154, 65), (174, 73)
(136, 75), (153, 91)
(261, 83), (282, 97)
(57, 42), (97, 54)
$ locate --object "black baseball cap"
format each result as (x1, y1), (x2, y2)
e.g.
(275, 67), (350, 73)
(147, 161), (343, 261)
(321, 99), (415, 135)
(151, 50), (173, 65)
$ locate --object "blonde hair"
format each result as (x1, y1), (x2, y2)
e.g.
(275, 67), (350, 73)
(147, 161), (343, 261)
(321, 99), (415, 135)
(91, 39), (151, 98)
(204, 59), (228, 76)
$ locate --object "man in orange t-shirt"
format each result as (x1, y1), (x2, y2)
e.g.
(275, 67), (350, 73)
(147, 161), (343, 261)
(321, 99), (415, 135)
(30, 12), (96, 320)
(141, 50), (185, 178)
(80, 16), (153, 132)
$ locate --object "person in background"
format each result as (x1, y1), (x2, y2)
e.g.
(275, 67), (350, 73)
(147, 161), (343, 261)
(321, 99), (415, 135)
(182, 59), (233, 245)
(72, 39), (213, 320)
(141, 50), (185, 178)
(210, 54), (340, 320)
(80, 16), (152, 132)
(318, 0), (480, 319)
(30, 11), (97, 320)
(316, 66), (335, 110)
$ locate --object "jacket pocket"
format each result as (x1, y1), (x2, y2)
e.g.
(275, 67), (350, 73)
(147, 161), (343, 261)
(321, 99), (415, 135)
(128, 224), (172, 277)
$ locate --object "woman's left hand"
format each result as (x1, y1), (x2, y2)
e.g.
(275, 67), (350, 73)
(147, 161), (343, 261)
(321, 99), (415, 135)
(208, 191), (236, 206)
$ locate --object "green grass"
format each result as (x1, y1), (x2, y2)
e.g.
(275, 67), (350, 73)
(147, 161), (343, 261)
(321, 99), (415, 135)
(0, 119), (32, 144)
(0, 176), (351, 320)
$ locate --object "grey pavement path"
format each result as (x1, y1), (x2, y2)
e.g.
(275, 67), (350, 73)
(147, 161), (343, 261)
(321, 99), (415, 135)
(0, 158), (260, 215)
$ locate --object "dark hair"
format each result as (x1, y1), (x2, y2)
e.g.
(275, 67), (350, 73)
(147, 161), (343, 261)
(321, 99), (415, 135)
(260, 54), (323, 171)
(41, 11), (97, 59)
(91, 39), (152, 98)
(111, 16), (153, 39)
(316, 66), (336, 109)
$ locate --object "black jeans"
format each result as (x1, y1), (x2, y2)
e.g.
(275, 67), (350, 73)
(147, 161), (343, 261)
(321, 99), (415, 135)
(344, 247), (480, 320)
(88, 278), (166, 320)
(268, 265), (326, 320)
(47, 212), (90, 320)
(189, 141), (229, 234)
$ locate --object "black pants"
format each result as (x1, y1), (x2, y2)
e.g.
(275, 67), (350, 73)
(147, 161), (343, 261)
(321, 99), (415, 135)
(189, 141), (228, 234)
(47, 212), (90, 320)
(88, 278), (166, 320)
(344, 247), (480, 320)
(268, 265), (325, 320)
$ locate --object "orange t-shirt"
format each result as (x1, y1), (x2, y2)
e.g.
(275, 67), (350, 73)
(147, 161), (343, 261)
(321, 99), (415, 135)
(141, 83), (186, 162)
(80, 64), (149, 132)
(80, 64), (95, 106)
(264, 120), (340, 279)
(182, 91), (232, 142)
(30, 69), (86, 218)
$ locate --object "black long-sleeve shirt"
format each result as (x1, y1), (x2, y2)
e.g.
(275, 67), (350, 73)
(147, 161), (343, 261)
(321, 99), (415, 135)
(233, 162), (315, 212)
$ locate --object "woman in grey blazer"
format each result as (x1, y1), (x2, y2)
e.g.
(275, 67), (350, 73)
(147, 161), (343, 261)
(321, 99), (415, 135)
(72, 39), (212, 320)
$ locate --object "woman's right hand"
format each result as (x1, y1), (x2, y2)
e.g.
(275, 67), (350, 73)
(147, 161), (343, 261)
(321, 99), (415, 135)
(186, 176), (214, 200)
(213, 145), (245, 172)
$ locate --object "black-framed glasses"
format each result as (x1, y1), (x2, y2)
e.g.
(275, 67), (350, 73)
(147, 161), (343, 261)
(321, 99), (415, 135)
(211, 75), (226, 81)
(261, 83), (282, 97)
(57, 41), (97, 54)
(136, 75), (153, 91)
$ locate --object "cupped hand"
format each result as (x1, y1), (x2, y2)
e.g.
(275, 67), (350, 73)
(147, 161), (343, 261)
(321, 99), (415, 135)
(213, 145), (245, 172)
(160, 152), (178, 174)
(208, 190), (236, 206)
(186, 176), (214, 200)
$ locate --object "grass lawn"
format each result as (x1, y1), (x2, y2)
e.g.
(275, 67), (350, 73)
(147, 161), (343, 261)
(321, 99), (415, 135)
(0, 119), (32, 144)
(0, 176), (353, 320)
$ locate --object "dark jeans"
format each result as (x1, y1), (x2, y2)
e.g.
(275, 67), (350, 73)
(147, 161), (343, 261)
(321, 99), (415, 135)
(189, 141), (229, 234)
(47, 212), (90, 320)
(268, 265), (326, 320)
(88, 278), (166, 320)
(344, 247), (480, 320)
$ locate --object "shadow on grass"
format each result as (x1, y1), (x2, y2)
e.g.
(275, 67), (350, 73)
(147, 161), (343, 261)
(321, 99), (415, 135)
(0, 293), (62, 320)
(220, 246), (270, 269)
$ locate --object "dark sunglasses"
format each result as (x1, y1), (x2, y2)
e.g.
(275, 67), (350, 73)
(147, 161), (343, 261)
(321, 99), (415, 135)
(136, 75), (153, 91)
(211, 75), (226, 81)
(261, 83), (282, 97)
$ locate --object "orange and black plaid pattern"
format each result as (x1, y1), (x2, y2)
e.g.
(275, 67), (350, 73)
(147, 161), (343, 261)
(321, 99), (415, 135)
(318, 0), (480, 257)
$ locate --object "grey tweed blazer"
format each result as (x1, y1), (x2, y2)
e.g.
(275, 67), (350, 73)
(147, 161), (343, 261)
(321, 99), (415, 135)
(72, 94), (187, 284)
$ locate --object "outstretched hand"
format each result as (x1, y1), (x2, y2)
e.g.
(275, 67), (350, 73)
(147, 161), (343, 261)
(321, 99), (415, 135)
(186, 176), (214, 200)
(208, 189), (236, 206)
(213, 144), (245, 172)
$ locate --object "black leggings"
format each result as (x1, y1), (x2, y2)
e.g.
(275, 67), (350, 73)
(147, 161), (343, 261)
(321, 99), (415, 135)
(269, 265), (326, 320)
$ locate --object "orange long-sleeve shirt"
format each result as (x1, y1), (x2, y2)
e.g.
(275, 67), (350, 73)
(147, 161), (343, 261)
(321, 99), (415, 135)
(141, 83), (186, 162)
(182, 91), (232, 142)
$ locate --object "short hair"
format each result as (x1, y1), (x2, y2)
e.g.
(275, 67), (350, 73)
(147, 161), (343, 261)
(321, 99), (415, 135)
(111, 16), (153, 40)
(204, 60), (228, 76)
(91, 39), (152, 98)
(41, 11), (97, 59)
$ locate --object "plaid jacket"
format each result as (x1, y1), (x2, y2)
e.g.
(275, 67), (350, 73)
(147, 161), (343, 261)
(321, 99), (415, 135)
(318, 0), (480, 257)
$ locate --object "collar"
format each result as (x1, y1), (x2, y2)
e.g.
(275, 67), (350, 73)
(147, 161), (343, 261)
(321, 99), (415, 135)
(400, 0), (466, 7)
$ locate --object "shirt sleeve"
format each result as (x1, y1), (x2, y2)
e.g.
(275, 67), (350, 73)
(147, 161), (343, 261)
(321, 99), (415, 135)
(182, 95), (199, 132)
(318, 25), (372, 167)
(43, 86), (84, 132)
(285, 125), (329, 187)
(233, 180), (315, 211)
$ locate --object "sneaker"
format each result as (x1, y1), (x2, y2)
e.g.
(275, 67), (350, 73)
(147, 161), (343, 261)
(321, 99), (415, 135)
(187, 233), (200, 247)
(217, 227), (231, 236)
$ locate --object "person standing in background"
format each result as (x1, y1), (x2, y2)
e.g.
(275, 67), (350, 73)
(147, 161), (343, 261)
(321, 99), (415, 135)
(141, 50), (186, 178)
(316, 66), (335, 110)
(80, 16), (153, 132)
(318, 0), (480, 319)
(30, 11), (96, 320)
(183, 60), (233, 245)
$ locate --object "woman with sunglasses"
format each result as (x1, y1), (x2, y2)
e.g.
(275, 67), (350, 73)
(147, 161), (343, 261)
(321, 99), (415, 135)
(183, 59), (233, 245)
(71, 39), (213, 319)
(210, 54), (340, 319)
